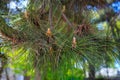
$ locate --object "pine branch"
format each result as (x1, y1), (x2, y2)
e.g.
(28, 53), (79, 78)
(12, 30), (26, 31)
(0, 17), (25, 43)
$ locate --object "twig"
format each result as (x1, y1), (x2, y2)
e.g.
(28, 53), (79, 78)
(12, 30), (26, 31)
(49, 0), (53, 29)
(61, 12), (73, 29)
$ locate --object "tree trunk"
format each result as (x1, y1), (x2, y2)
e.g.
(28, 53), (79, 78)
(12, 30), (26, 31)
(24, 76), (30, 80)
(5, 68), (9, 80)
(88, 63), (95, 80)
(35, 68), (41, 80)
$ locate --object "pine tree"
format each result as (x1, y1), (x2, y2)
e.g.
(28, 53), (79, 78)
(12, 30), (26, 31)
(0, 0), (120, 80)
